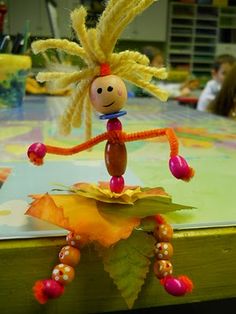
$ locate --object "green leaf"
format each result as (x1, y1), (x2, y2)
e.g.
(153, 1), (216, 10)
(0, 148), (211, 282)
(137, 217), (156, 232)
(100, 230), (156, 309)
(97, 197), (194, 220)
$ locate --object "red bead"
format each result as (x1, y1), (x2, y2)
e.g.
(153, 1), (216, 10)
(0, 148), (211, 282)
(163, 276), (188, 296)
(110, 176), (124, 193)
(27, 142), (46, 158)
(27, 142), (47, 165)
(107, 118), (122, 131)
(169, 155), (190, 179)
(43, 279), (64, 299)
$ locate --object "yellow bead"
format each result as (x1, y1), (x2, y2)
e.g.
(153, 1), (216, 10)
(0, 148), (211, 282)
(153, 223), (173, 242)
(154, 242), (173, 260)
(51, 264), (75, 285)
(59, 246), (80, 267)
(66, 232), (89, 248)
(153, 260), (173, 279)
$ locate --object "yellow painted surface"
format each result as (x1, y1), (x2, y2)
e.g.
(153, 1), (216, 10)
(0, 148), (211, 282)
(0, 54), (31, 73)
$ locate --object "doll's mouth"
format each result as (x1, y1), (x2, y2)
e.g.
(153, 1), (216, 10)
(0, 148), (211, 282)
(103, 101), (115, 107)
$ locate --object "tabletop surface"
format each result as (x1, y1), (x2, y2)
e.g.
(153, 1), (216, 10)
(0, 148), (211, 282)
(0, 95), (236, 239)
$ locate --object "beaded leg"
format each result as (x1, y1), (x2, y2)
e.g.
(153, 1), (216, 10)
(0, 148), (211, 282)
(33, 232), (85, 304)
(153, 215), (193, 296)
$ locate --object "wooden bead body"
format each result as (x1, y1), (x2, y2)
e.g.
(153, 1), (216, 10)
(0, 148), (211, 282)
(105, 141), (127, 176)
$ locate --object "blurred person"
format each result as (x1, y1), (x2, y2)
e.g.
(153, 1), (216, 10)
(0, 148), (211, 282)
(141, 45), (164, 67)
(132, 46), (164, 97)
(208, 63), (236, 119)
(132, 45), (200, 99)
(197, 54), (235, 112)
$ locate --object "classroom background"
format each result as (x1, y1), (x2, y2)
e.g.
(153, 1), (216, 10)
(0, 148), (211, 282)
(1, 1), (236, 313)
(1, 0), (236, 102)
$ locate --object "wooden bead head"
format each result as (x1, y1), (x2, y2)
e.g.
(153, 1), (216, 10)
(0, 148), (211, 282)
(89, 75), (127, 114)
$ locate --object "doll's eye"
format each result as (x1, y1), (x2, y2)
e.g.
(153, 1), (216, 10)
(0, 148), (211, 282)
(97, 88), (103, 94)
(107, 86), (113, 92)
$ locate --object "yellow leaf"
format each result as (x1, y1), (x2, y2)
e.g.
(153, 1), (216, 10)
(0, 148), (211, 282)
(72, 182), (169, 205)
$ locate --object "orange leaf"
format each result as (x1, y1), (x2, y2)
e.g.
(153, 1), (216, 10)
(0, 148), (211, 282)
(27, 193), (69, 227)
(26, 194), (140, 247)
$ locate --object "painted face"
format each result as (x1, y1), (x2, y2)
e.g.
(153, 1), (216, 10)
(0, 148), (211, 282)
(89, 75), (127, 114)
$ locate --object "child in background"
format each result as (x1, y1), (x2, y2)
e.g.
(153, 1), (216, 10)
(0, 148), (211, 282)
(208, 64), (236, 119)
(197, 54), (235, 112)
(132, 46), (199, 98)
(141, 45), (164, 68)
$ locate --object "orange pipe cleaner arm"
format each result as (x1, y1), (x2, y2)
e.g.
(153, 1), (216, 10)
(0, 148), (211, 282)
(46, 132), (109, 155)
(120, 128), (179, 157)
(45, 128), (178, 156)
(28, 128), (192, 180)
(45, 128), (178, 157)
(119, 128), (194, 181)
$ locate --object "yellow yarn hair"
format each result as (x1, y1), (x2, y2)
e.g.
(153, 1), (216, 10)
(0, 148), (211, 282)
(32, 0), (168, 137)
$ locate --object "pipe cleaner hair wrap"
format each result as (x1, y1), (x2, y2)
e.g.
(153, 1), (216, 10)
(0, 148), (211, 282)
(27, 0), (195, 308)
(100, 63), (111, 76)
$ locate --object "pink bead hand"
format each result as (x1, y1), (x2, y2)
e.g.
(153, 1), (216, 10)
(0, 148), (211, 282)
(169, 155), (194, 181)
(27, 143), (46, 166)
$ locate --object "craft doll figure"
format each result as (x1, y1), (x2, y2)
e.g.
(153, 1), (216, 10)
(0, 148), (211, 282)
(26, 0), (194, 306)
(28, 63), (193, 193)
(28, 61), (193, 192)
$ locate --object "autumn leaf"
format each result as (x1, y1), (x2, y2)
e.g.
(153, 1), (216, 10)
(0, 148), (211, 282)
(100, 230), (155, 309)
(26, 182), (193, 246)
(26, 193), (139, 247)
(98, 197), (193, 219)
(71, 182), (170, 205)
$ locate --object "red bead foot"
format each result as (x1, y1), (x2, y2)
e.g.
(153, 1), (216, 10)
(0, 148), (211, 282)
(110, 176), (124, 193)
(33, 279), (64, 304)
(27, 142), (46, 166)
(169, 155), (194, 181)
(162, 275), (193, 296)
